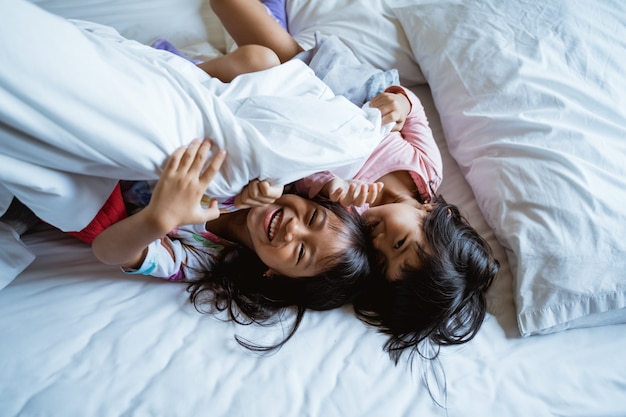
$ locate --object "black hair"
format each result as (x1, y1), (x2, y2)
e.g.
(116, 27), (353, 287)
(186, 198), (375, 351)
(353, 194), (499, 363)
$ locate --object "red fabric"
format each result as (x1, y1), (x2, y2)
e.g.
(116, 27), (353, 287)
(67, 183), (127, 243)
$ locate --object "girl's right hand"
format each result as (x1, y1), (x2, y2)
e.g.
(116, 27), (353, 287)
(145, 139), (226, 232)
(369, 91), (411, 132)
(323, 178), (384, 208)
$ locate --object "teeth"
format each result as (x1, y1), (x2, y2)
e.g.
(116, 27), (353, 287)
(268, 210), (282, 240)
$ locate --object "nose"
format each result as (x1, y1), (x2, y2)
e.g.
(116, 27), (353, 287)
(283, 217), (303, 243)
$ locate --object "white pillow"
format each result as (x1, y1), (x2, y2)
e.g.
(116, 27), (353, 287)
(31, 0), (207, 45)
(286, 0), (426, 86)
(31, 0), (226, 59)
(392, 0), (626, 336)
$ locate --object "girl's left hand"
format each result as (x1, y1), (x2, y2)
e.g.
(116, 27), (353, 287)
(234, 179), (284, 209)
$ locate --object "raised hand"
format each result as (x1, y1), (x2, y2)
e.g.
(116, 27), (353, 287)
(147, 139), (226, 231)
(234, 178), (284, 209)
(92, 139), (226, 268)
(323, 178), (384, 208)
(369, 91), (411, 132)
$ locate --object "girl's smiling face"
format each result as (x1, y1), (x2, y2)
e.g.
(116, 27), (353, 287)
(246, 194), (349, 278)
(363, 201), (433, 281)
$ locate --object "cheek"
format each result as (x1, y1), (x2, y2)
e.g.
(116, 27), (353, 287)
(253, 245), (272, 266)
(254, 245), (288, 269)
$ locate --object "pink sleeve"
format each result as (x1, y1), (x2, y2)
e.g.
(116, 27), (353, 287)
(292, 171), (336, 199)
(385, 86), (443, 192)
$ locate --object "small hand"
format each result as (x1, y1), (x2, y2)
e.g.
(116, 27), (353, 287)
(234, 179), (284, 209)
(146, 139), (226, 231)
(324, 178), (384, 207)
(369, 91), (410, 132)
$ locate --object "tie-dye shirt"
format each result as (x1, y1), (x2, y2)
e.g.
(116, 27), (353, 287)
(122, 223), (238, 281)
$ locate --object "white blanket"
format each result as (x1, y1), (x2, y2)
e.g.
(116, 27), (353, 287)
(0, 0), (383, 228)
(0, 0), (385, 285)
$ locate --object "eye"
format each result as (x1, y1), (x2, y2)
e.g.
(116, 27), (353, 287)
(308, 208), (318, 226)
(393, 238), (406, 250)
(297, 243), (305, 263)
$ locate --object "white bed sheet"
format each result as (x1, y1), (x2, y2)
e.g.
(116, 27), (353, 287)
(2, 84), (625, 417)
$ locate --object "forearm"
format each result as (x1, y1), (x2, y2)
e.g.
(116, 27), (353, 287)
(91, 207), (170, 268)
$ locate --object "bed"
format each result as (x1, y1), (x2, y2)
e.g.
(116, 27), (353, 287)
(1, 0), (626, 416)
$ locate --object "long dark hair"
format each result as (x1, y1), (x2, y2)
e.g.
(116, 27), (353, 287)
(353, 194), (499, 363)
(187, 198), (375, 351)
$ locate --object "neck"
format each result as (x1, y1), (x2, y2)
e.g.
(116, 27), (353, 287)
(373, 171), (418, 206)
(205, 209), (252, 248)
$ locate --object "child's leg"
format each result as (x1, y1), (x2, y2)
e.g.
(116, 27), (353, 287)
(197, 44), (280, 82)
(210, 0), (303, 63)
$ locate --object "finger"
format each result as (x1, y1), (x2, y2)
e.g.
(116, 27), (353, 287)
(199, 148), (227, 185)
(234, 187), (254, 209)
(179, 139), (202, 171)
(365, 183), (384, 204)
(381, 113), (394, 126)
(329, 186), (345, 203)
(243, 188), (278, 205)
(189, 139), (213, 175)
(369, 93), (392, 109)
(246, 179), (260, 199)
(234, 193), (247, 209)
(366, 185), (379, 204)
(340, 183), (359, 206)
(164, 145), (187, 173)
(353, 184), (369, 207)
(202, 199), (221, 222)
(258, 181), (282, 199)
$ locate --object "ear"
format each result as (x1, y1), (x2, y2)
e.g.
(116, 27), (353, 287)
(422, 202), (435, 212)
(263, 269), (276, 279)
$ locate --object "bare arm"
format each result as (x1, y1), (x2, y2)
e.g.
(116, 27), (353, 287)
(92, 139), (226, 268)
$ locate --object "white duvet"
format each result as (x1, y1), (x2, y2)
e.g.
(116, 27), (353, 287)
(0, 0), (384, 227)
(0, 0), (385, 284)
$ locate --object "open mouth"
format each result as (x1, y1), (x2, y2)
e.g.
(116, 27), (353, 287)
(267, 209), (283, 241)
